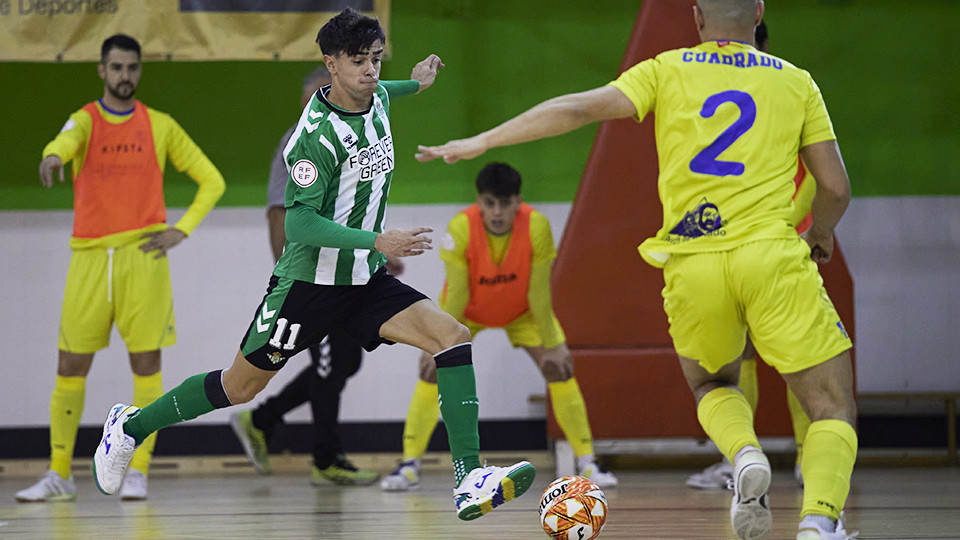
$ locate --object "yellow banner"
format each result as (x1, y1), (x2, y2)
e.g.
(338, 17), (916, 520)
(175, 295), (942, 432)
(0, 0), (390, 62)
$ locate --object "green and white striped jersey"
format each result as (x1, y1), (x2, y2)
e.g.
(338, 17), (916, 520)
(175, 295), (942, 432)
(276, 84), (394, 285)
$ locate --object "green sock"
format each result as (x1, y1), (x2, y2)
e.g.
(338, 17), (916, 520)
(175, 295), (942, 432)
(123, 371), (229, 445)
(434, 344), (482, 486)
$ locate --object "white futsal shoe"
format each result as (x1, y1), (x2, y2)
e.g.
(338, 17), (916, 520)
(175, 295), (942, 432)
(453, 461), (536, 521)
(686, 459), (734, 490)
(93, 403), (140, 495)
(797, 513), (858, 540)
(15, 471), (76, 502)
(730, 449), (772, 540)
(578, 460), (619, 488)
(380, 459), (421, 491)
(119, 469), (148, 500)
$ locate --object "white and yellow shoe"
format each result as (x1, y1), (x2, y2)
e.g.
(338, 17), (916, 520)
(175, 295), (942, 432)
(578, 460), (619, 488)
(229, 409), (272, 475)
(453, 461), (536, 521)
(380, 459), (420, 491)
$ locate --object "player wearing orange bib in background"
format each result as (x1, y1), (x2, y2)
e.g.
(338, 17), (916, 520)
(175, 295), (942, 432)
(381, 163), (618, 492)
(16, 34), (225, 503)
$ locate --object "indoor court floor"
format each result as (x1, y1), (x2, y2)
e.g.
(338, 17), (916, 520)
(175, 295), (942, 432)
(1, 461), (958, 539)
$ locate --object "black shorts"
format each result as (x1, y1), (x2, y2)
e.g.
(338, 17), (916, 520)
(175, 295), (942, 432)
(239, 267), (428, 371)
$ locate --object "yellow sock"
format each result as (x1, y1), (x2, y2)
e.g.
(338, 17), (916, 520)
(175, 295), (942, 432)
(739, 356), (759, 413)
(548, 378), (595, 458)
(50, 375), (86, 479)
(787, 388), (811, 464)
(401, 380), (440, 461)
(697, 387), (760, 464)
(801, 419), (857, 520)
(129, 372), (163, 475)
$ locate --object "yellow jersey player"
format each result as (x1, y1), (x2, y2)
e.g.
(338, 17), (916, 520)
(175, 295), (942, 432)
(16, 34), (225, 503)
(416, 2), (857, 539)
(381, 163), (617, 492)
(686, 19), (815, 491)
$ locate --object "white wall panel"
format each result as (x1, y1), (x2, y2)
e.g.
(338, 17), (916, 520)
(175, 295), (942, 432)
(2, 197), (958, 428)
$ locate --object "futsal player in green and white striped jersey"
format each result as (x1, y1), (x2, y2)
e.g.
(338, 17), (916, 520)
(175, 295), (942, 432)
(93, 7), (536, 522)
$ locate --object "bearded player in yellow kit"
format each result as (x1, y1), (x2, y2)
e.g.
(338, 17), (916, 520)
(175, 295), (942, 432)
(416, 1), (857, 539)
(17, 34), (225, 503)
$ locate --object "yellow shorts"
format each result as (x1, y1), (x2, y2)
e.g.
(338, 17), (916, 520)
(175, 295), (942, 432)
(662, 237), (851, 374)
(59, 241), (176, 354)
(463, 310), (566, 349)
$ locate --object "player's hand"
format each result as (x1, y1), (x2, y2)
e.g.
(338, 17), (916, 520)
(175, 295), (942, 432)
(375, 227), (433, 258)
(140, 227), (188, 259)
(415, 136), (487, 164)
(39, 155), (65, 188)
(384, 255), (405, 276)
(801, 228), (834, 263)
(411, 54), (444, 94)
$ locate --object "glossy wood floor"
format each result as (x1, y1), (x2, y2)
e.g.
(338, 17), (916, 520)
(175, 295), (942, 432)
(2, 464), (959, 539)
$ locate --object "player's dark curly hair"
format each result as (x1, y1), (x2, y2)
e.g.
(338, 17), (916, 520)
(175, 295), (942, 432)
(316, 7), (386, 57)
(476, 163), (522, 197)
(100, 34), (141, 64)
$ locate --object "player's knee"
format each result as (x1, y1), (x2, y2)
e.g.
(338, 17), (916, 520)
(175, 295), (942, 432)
(57, 351), (94, 377)
(805, 391), (856, 425)
(419, 363), (438, 383)
(437, 320), (471, 350)
(223, 377), (266, 405)
(418, 351), (438, 383)
(540, 360), (572, 382)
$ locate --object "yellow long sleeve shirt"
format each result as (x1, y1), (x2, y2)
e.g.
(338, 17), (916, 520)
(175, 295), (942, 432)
(43, 100), (225, 249)
(439, 209), (565, 348)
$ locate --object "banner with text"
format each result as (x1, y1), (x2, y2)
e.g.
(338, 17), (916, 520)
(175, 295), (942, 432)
(0, 0), (389, 61)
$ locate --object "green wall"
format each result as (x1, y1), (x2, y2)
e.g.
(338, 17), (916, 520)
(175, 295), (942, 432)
(1, 0), (957, 210)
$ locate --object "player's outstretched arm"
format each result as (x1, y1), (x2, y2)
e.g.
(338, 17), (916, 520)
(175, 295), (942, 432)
(415, 85), (635, 164)
(799, 139), (851, 263)
(411, 54), (444, 94)
(375, 227), (434, 258)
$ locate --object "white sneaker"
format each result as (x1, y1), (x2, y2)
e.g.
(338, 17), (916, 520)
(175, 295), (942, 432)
(730, 450), (772, 540)
(93, 403), (141, 495)
(380, 459), (421, 491)
(15, 471), (76, 502)
(686, 460), (734, 490)
(578, 460), (618, 488)
(797, 512), (858, 539)
(453, 461), (536, 521)
(119, 469), (148, 501)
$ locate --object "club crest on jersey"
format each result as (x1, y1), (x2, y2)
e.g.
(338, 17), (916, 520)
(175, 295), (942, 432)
(291, 159), (318, 188)
(668, 197), (726, 241)
(266, 351), (286, 365)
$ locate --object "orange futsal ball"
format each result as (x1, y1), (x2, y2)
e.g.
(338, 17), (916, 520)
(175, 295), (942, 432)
(538, 475), (608, 539)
